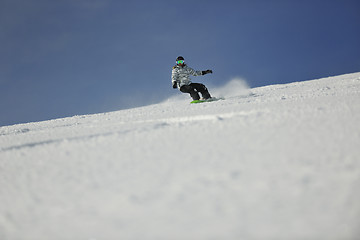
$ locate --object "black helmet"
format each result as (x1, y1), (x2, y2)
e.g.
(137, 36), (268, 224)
(176, 56), (184, 61)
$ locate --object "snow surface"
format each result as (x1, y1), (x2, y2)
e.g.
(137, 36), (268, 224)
(1, 73), (360, 240)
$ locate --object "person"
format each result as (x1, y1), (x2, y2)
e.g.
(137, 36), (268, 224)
(171, 56), (213, 101)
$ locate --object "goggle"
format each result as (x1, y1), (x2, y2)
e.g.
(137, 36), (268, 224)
(176, 60), (184, 64)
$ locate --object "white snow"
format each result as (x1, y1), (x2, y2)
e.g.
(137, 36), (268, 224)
(1, 72), (360, 240)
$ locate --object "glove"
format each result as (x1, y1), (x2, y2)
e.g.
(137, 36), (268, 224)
(172, 81), (177, 89)
(202, 69), (213, 75)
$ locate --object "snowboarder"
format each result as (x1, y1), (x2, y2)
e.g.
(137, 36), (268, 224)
(171, 56), (213, 101)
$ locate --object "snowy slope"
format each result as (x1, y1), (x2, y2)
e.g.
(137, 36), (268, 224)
(1, 73), (360, 240)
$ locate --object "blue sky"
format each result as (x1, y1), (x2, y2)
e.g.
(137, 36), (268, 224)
(1, 0), (359, 126)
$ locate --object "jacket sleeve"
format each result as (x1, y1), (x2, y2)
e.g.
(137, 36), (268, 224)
(187, 66), (203, 76)
(171, 67), (178, 85)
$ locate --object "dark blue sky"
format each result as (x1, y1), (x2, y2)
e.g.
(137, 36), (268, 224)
(1, 0), (359, 126)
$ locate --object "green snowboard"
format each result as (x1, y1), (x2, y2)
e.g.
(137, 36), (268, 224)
(190, 97), (224, 104)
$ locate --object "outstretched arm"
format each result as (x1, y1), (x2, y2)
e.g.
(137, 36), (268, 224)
(187, 66), (203, 76)
(188, 66), (213, 76)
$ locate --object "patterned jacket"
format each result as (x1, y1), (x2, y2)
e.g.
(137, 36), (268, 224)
(171, 64), (203, 89)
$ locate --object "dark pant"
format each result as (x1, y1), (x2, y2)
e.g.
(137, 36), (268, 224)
(180, 83), (211, 100)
